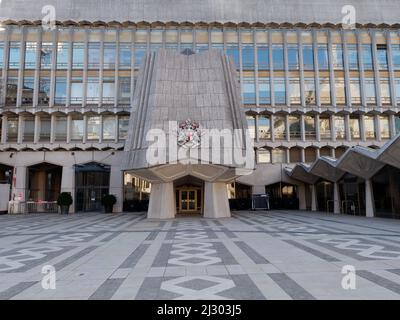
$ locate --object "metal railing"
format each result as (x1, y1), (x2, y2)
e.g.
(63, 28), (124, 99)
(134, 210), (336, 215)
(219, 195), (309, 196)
(25, 201), (58, 213)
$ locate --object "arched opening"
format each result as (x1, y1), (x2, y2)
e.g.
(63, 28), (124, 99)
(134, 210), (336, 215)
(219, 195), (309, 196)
(305, 147), (317, 163)
(27, 162), (62, 202)
(265, 182), (299, 209)
(174, 176), (204, 215)
(74, 162), (111, 212)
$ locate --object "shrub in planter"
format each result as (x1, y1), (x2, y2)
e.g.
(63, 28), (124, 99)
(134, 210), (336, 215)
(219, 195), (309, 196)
(57, 192), (73, 214)
(101, 194), (117, 213)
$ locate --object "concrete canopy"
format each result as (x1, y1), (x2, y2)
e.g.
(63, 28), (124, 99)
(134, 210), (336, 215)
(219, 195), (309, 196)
(336, 147), (384, 179)
(285, 164), (319, 185)
(377, 134), (400, 169)
(308, 157), (345, 182)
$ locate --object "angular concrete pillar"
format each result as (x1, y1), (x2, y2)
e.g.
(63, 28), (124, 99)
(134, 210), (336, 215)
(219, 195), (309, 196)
(298, 183), (307, 210)
(311, 184), (317, 211)
(109, 166), (123, 213)
(147, 182), (175, 219)
(203, 182), (230, 218)
(61, 165), (75, 213)
(333, 181), (340, 214)
(365, 179), (375, 218)
(13, 166), (27, 202)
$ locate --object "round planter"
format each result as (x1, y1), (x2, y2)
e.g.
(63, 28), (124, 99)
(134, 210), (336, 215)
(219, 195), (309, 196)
(104, 205), (113, 213)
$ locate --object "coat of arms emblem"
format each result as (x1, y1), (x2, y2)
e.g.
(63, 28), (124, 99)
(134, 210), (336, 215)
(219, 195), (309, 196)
(177, 119), (201, 148)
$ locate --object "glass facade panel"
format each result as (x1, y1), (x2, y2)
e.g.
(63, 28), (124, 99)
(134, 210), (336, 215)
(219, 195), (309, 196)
(393, 45), (400, 70)
(71, 116), (84, 141)
(274, 115), (286, 139)
(349, 117), (360, 139)
(257, 149), (271, 163)
(304, 78), (316, 105)
(288, 115), (301, 139)
(257, 46), (269, 70)
(317, 44), (329, 70)
(246, 116), (256, 139)
(376, 44), (388, 70)
(302, 45), (314, 70)
(24, 42), (37, 69)
(242, 45), (255, 69)
(55, 116), (67, 141)
(87, 77), (99, 103)
(364, 78), (376, 104)
(9, 42), (20, 69)
(71, 77), (83, 105)
(362, 44), (373, 70)
(39, 117), (51, 142)
(103, 116), (116, 140)
(350, 78), (361, 104)
(272, 45), (284, 70)
(380, 78), (391, 104)
(365, 116), (376, 139)
(258, 116), (271, 139)
(320, 117), (331, 139)
(38, 77), (50, 105)
(57, 42), (69, 69)
(274, 78), (286, 105)
(88, 42), (100, 68)
(319, 77), (331, 105)
(22, 77), (34, 105)
(334, 116), (345, 139)
(103, 42), (116, 69)
(118, 116), (129, 140)
(23, 117), (34, 142)
(40, 42), (53, 69)
(72, 43), (84, 69)
(335, 77), (346, 105)
(288, 44), (299, 69)
(55, 77), (67, 105)
(119, 43), (131, 69)
(347, 44), (359, 70)
(304, 116), (316, 139)
(332, 44), (343, 69)
(87, 116), (101, 140)
(7, 118), (18, 142)
(289, 78), (301, 105)
(380, 116), (390, 139)
(258, 77), (270, 104)
(226, 45), (239, 68)
(242, 77), (256, 104)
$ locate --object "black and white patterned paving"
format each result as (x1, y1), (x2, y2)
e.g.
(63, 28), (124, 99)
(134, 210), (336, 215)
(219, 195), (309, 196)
(1, 211), (400, 299)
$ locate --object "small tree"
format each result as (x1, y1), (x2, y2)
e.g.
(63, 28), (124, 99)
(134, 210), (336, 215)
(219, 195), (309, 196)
(101, 194), (117, 213)
(57, 192), (73, 214)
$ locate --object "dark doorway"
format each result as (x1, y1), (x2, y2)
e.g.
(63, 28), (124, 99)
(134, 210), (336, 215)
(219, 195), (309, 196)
(75, 162), (110, 212)
(27, 162), (62, 202)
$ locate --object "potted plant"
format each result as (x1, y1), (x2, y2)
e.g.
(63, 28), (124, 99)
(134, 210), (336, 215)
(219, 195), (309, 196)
(101, 194), (117, 213)
(57, 192), (73, 214)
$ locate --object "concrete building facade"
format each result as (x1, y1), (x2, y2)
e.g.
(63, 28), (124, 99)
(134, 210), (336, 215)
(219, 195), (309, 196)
(1, 0), (400, 218)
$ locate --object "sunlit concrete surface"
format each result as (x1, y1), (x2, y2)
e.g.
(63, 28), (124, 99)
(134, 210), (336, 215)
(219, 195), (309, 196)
(1, 211), (400, 300)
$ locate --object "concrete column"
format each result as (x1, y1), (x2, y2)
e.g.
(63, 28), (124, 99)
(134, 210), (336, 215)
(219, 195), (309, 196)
(61, 165), (75, 213)
(375, 114), (381, 142)
(333, 181), (340, 214)
(203, 182), (230, 218)
(0, 27), (10, 106)
(33, 114), (40, 144)
(270, 114), (275, 142)
(311, 184), (317, 211)
(327, 30), (337, 107)
(312, 30), (321, 107)
(147, 182), (175, 219)
(1, 114), (7, 144)
(16, 27), (26, 108)
(297, 30), (306, 107)
(300, 114), (306, 141)
(17, 115), (23, 144)
(365, 178), (375, 217)
(330, 115), (336, 142)
(66, 114), (72, 143)
(345, 114), (351, 142)
(33, 28), (42, 108)
(389, 114), (396, 138)
(283, 30), (290, 107)
(285, 115), (290, 141)
(50, 114), (56, 144)
(109, 165), (123, 213)
(356, 31), (367, 107)
(300, 148), (305, 163)
(66, 27), (73, 107)
(13, 166), (27, 209)
(98, 29), (105, 107)
(370, 31), (382, 107)
(268, 30), (275, 106)
(82, 114), (87, 144)
(360, 114), (366, 141)
(298, 183), (306, 210)
(341, 30), (352, 108)
(286, 148), (290, 163)
(386, 31), (397, 108)
(49, 29), (58, 108)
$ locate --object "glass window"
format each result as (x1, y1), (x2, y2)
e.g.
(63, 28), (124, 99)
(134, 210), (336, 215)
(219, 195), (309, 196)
(55, 116), (67, 142)
(24, 42), (37, 69)
(242, 45), (254, 69)
(71, 116), (84, 141)
(72, 42), (84, 69)
(274, 115), (286, 140)
(289, 78), (301, 105)
(347, 44), (359, 70)
(87, 77), (99, 103)
(335, 77), (346, 105)
(102, 78), (115, 103)
(6, 77), (18, 105)
(257, 46), (269, 70)
(304, 78), (316, 105)
(39, 116), (51, 142)
(304, 116), (316, 139)
(103, 42), (116, 69)
(392, 45), (400, 70)
(274, 78), (286, 105)
(272, 148), (286, 163)
(9, 42), (20, 69)
(380, 116), (390, 139)
(7, 118), (18, 142)
(118, 115), (130, 140)
(55, 77), (67, 105)
(395, 116), (400, 134)
(258, 77), (270, 104)
(257, 149), (271, 163)
(362, 44), (373, 70)
(334, 116), (345, 139)
(23, 117), (34, 142)
(319, 77), (331, 105)
(302, 44), (314, 70)
(380, 78), (391, 104)
(87, 42), (100, 69)
(56, 42), (69, 69)
(226, 45), (239, 68)
(364, 78), (376, 104)
(288, 44), (299, 69)
(22, 77), (34, 105)
(242, 77), (256, 105)
(320, 116), (331, 139)
(135, 45), (146, 68)
(332, 44), (343, 69)
(364, 116), (376, 139)
(118, 77), (131, 104)
(119, 43), (131, 69)
(71, 77), (83, 105)
(87, 116), (101, 141)
(40, 42), (53, 69)
(376, 44), (388, 70)
(317, 44), (329, 70)
(258, 115), (271, 139)
(288, 115), (301, 139)
(349, 117), (360, 139)
(103, 116), (116, 140)
(195, 43), (208, 53)
(246, 116), (256, 139)
(38, 77), (50, 105)
(272, 45), (284, 70)
(350, 78), (361, 104)
(395, 78), (400, 104)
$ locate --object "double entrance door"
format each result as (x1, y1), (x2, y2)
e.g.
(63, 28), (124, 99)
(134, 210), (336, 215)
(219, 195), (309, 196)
(176, 187), (202, 214)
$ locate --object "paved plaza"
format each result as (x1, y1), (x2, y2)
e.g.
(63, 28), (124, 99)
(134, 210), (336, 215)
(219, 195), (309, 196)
(1, 211), (400, 299)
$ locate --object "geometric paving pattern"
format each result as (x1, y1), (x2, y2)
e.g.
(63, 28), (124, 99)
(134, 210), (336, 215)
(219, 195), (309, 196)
(1, 210), (400, 299)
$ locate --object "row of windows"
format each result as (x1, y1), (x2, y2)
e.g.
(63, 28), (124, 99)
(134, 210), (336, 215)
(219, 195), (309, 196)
(2, 114), (129, 143)
(2, 41), (397, 71)
(246, 114), (399, 141)
(255, 146), (349, 164)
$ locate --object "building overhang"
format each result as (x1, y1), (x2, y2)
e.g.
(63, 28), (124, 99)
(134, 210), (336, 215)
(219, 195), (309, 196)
(377, 134), (400, 169)
(308, 157), (344, 182)
(285, 164), (319, 185)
